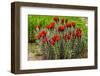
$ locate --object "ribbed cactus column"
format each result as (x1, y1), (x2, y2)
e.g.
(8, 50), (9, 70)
(60, 39), (64, 59)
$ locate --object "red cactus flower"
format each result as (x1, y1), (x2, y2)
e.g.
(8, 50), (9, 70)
(52, 34), (60, 42)
(50, 22), (55, 28)
(46, 22), (55, 29)
(67, 34), (71, 40)
(53, 16), (59, 22)
(50, 22), (55, 26)
(76, 32), (81, 38)
(35, 25), (40, 29)
(39, 30), (47, 38)
(65, 23), (71, 28)
(42, 37), (48, 43)
(46, 25), (51, 29)
(64, 34), (71, 41)
(76, 28), (82, 33)
(61, 18), (65, 24)
(64, 34), (67, 42)
(75, 28), (82, 38)
(50, 39), (55, 46)
(58, 25), (65, 31)
(71, 22), (76, 27)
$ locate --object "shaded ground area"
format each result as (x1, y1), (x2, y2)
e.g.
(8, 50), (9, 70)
(28, 43), (45, 60)
(28, 43), (87, 61)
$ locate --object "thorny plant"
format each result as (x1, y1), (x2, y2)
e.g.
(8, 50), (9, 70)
(29, 16), (88, 60)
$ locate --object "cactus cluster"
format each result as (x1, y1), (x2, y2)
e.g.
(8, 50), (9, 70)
(28, 15), (88, 60)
